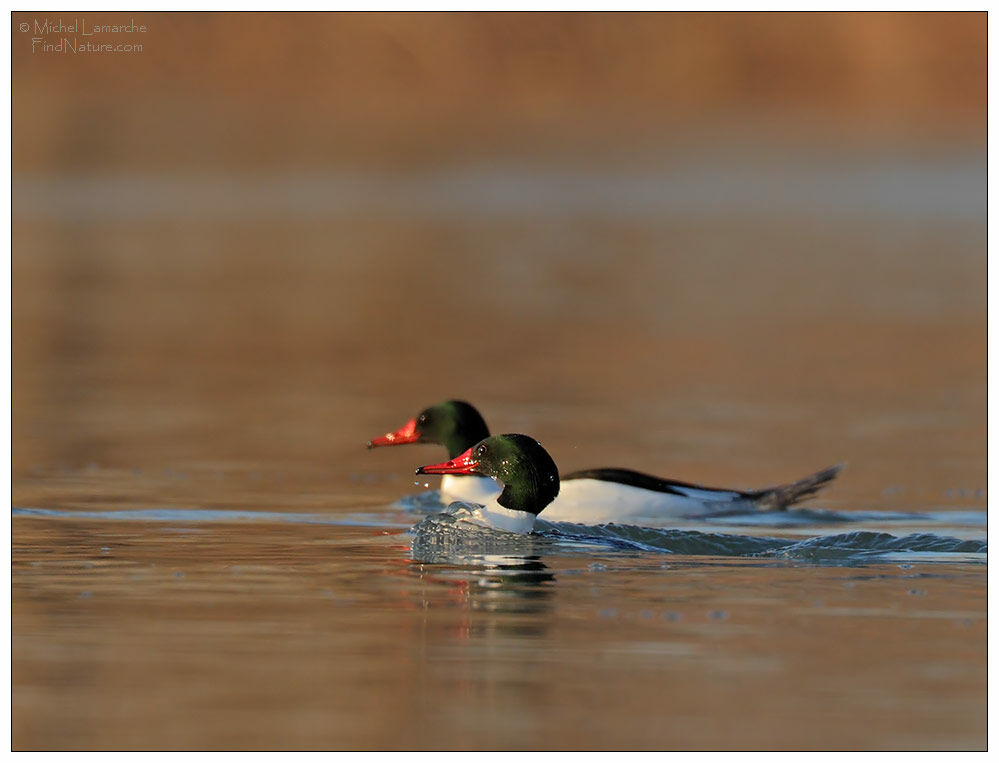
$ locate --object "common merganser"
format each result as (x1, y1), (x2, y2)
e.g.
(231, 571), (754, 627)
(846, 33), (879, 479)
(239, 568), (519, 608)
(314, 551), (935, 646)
(415, 434), (559, 534)
(367, 400), (500, 506)
(369, 400), (842, 523)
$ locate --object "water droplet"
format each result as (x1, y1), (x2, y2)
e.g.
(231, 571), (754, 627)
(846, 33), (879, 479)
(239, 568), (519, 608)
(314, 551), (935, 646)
(708, 610), (729, 620)
(173, 571), (184, 579)
(599, 608), (618, 619)
(664, 611), (682, 622)
(907, 589), (926, 596)
(588, 562), (606, 572)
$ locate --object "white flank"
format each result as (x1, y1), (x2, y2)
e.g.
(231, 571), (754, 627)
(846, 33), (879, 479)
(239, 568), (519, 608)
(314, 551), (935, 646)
(438, 473), (754, 525)
(542, 478), (752, 524)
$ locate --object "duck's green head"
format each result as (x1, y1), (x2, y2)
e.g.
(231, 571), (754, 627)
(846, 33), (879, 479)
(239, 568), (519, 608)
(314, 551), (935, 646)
(416, 433), (560, 515)
(367, 400), (490, 459)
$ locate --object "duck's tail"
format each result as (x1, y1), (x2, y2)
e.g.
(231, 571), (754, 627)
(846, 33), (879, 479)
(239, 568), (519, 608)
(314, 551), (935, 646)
(745, 464), (845, 511)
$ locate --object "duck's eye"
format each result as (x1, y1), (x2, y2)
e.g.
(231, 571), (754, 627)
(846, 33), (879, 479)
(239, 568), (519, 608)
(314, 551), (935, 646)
(475, 444), (488, 458)
(418, 413), (429, 425)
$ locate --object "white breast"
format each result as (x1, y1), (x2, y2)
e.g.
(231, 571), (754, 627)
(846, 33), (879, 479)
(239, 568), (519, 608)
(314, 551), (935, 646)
(440, 473), (502, 505)
(446, 500), (537, 534)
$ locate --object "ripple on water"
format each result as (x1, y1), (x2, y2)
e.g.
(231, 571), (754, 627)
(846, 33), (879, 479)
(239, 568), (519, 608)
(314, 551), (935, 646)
(13, 503), (986, 567)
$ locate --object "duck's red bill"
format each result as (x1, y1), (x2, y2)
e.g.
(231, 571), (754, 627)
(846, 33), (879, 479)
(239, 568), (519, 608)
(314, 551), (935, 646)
(367, 418), (421, 448)
(416, 447), (480, 475)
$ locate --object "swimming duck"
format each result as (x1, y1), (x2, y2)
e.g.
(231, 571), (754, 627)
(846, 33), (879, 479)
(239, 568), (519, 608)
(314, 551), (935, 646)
(369, 400), (841, 524)
(416, 433), (559, 533)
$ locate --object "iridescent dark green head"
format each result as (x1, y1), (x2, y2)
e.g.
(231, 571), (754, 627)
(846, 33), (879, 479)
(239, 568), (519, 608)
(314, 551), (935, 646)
(413, 400), (490, 458)
(417, 433), (560, 515)
(367, 400), (490, 459)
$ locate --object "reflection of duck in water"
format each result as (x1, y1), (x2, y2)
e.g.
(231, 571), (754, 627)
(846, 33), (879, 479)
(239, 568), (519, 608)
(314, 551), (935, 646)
(370, 401), (842, 524)
(410, 554), (555, 597)
(409, 554), (556, 639)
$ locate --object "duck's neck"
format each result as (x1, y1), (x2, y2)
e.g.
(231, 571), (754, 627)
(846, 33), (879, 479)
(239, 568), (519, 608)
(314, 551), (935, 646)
(496, 481), (548, 516)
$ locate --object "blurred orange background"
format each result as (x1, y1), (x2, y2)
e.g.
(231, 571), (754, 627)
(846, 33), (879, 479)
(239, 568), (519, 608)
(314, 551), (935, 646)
(14, 12), (985, 172)
(12, 13), (987, 751)
(13, 11), (986, 494)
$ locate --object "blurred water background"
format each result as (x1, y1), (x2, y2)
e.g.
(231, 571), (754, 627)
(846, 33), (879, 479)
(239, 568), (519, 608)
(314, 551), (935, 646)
(12, 12), (986, 750)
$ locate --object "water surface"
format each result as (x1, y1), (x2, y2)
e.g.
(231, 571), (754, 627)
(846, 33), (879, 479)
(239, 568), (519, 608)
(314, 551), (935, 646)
(13, 154), (986, 750)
